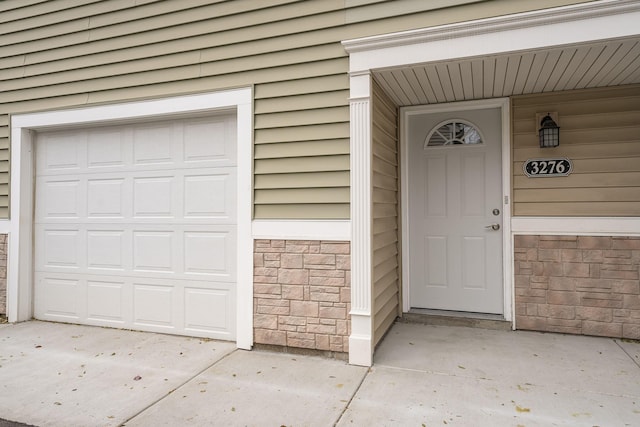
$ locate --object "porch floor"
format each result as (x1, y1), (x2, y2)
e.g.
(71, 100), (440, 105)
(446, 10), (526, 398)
(343, 322), (640, 426)
(0, 321), (638, 426)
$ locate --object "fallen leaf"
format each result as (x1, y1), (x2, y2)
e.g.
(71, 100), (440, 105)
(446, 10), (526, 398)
(515, 405), (530, 413)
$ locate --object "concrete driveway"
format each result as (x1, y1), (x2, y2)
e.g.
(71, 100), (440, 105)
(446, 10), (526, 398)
(1, 321), (638, 426)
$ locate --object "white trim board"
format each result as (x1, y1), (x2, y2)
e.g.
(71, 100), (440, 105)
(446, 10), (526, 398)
(8, 89), (254, 350)
(252, 220), (351, 241)
(512, 217), (640, 236)
(343, 0), (640, 72)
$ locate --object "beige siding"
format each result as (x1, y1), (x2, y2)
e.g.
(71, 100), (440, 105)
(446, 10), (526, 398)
(371, 80), (400, 346)
(1, 0), (593, 219)
(512, 85), (640, 216)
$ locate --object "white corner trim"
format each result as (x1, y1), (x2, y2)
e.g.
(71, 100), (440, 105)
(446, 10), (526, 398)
(342, 0), (640, 72)
(252, 220), (351, 241)
(348, 75), (374, 366)
(9, 89), (255, 351)
(511, 217), (640, 236)
(235, 95), (255, 351)
(500, 101), (513, 324)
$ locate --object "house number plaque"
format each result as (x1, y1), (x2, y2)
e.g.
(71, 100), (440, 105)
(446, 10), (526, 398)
(523, 158), (572, 177)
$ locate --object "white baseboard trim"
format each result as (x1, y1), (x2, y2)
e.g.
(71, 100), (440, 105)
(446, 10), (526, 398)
(511, 217), (640, 236)
(252, 220), (351, 241)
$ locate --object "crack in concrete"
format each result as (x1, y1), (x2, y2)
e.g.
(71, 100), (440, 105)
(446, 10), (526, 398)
(119, 348), (238, 427)
(333, 366), (370, 426)
(615, 339), (640, 370)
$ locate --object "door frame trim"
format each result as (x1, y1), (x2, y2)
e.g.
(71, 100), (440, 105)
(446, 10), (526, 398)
(8, 88), (254, 349)
(399, 98), (513, 322)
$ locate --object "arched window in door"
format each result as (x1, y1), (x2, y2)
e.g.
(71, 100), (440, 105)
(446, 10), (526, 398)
(424, 119), (484, 148)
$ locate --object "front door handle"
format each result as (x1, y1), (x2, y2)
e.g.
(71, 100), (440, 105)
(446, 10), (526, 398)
(485, 224), (500, 231)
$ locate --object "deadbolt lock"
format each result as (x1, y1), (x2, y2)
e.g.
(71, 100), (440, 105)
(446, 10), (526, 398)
(492, 208), (500, 216)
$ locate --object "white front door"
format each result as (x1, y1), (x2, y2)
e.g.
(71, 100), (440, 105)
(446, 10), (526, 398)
(33, 115), (238, 340)
(407, 107), (503, 314)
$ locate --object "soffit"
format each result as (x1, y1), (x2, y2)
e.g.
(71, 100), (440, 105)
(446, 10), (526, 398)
(372, 36), (640, 106)
(344, 0), (640, 106)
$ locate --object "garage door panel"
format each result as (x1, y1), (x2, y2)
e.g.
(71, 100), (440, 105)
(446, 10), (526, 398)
(34, 275), (83, 320)
(184, 172), (235, 220)
(133, 123), (176, 166)
(37, 131), (85, 172)
(38, 169), (236, 224)
(35, 271), (236, 336)
(88, 128), (127, 168)
(183, 116), (236, 165)
(133, 231), (176, 274)
(36, 227), (83, 270)
(36, 225), (236, 278)
(87, 178), (125, 218)
(87, 279), (126, 324)
(87, 230), (126, 271)
(37, 178), (83, 219)
(184, 286), (233, 335)
(133, 283), (176, 329)
(133, 176), (176, 218)
(34, 114), (238, 340)
(184, 231), (232, 277)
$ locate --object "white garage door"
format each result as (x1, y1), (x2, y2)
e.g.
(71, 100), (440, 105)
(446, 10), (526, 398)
(33, 115), (237, 340)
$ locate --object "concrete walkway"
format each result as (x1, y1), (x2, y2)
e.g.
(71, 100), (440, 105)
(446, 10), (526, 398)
(0, 321), (638, 426)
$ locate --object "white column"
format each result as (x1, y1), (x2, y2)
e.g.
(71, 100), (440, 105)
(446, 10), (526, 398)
(236, 96), (254, 350)
(8, 128), (35, 322)
(349, 72), (373, 366)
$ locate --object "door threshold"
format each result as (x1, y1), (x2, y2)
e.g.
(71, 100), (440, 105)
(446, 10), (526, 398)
(401, 309), (512, 331)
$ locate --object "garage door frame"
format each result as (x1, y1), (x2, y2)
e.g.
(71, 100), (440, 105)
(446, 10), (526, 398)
(8, 88), (254, 350)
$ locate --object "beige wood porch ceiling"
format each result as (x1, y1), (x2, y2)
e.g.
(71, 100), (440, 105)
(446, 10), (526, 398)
(372, 37), (640, 106)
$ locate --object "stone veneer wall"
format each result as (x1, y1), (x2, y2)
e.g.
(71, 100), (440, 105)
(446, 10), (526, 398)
(0, 235), (7, 315)
(253, 240), (351, 353)
(515, 235), (640, 339)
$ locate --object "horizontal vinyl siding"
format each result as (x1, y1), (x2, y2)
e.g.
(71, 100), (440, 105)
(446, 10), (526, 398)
(371, 80), (400, 346)
(512, 85), (640, 217)
(1, 0), (595, 219)
(2, 0), (350, 219)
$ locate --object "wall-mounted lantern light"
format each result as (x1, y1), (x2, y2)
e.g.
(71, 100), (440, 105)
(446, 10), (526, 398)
(539, 113), (560, 148)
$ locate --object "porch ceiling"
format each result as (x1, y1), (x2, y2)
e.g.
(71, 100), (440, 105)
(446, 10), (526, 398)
(372, 36), (640, 106)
